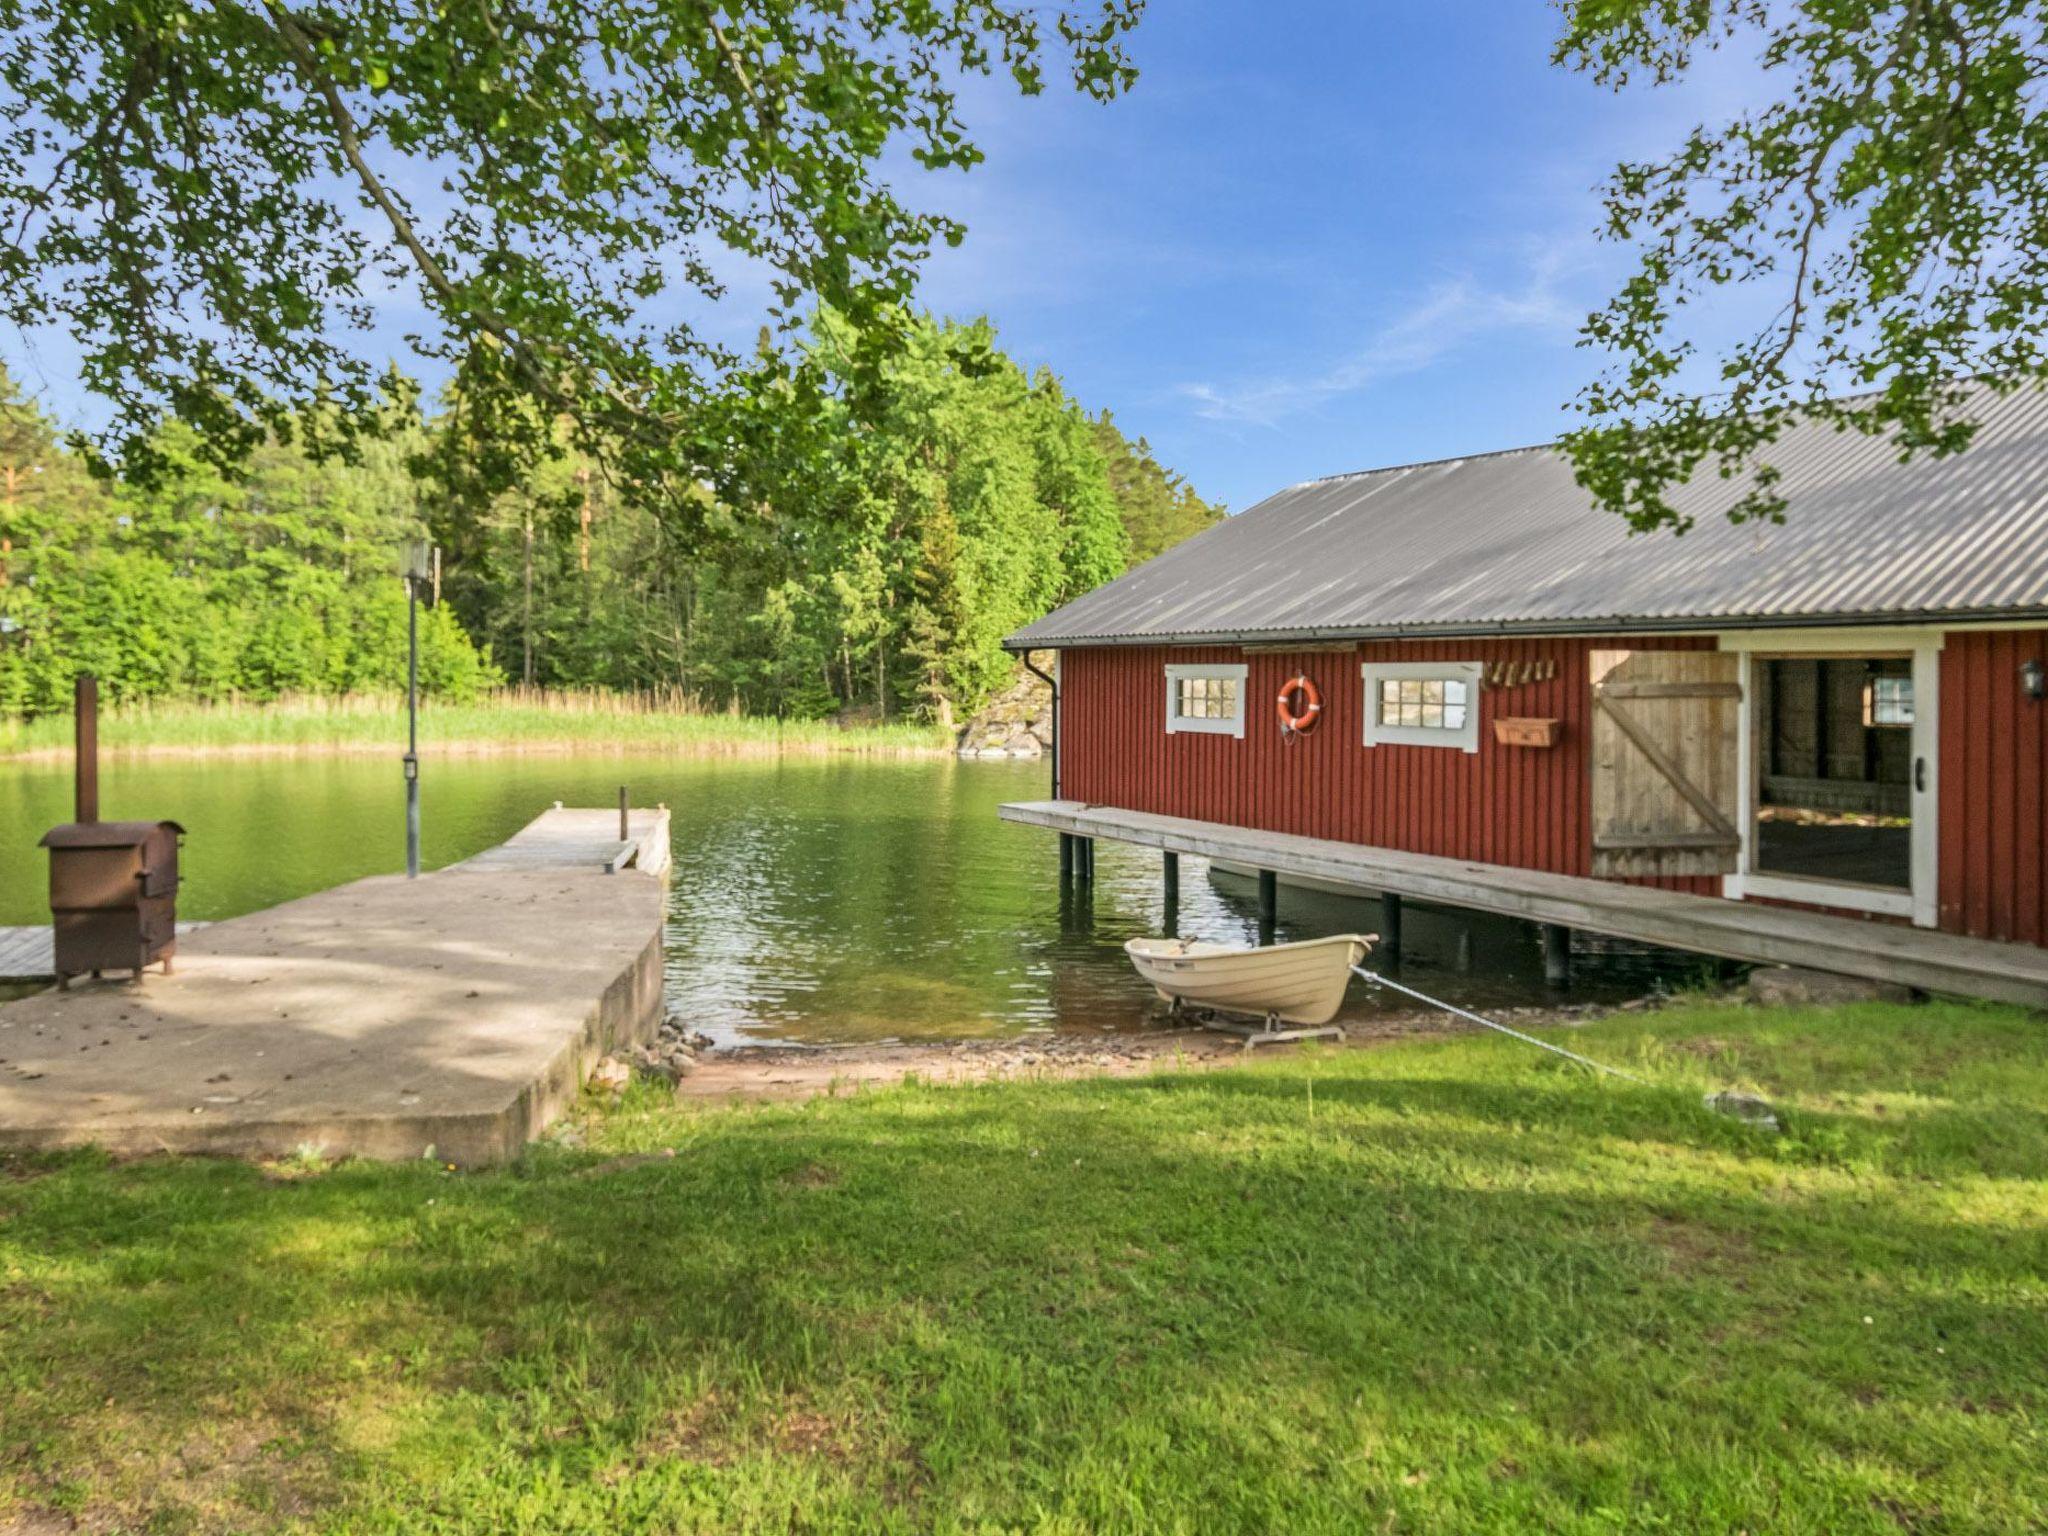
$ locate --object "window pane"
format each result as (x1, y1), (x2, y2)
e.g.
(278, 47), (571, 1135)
(1370, 671), (1475, 736)
(1172, 672), (1243, 725)
(1870, 675), (1913, 726)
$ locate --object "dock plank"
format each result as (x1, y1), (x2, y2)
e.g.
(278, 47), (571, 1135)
(1001, 799), (2048, 1007)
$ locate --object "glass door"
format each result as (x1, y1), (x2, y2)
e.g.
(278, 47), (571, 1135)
(1735, 642), (1939, 926)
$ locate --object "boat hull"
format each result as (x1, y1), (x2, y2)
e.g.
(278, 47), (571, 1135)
(1124, 933), (1374, 1026)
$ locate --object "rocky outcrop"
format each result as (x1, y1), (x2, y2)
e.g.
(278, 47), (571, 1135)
(956, 668), (1053, 759)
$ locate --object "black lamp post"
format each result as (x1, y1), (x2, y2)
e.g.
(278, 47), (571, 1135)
(399, 539), (436, 878)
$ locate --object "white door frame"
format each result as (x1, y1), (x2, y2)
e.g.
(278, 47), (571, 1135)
(1719, 629), (1941, 927)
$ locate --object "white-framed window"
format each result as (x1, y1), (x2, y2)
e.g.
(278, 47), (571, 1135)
(1165, 663), (1248, 737)
(1362, 660), (1482, 752)
(1866, 673), (1915, 727)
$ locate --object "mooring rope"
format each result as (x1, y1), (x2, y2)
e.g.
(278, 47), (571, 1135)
(1349, 965), (1650, 1085)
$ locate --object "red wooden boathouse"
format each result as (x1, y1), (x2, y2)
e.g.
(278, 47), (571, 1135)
(1000, 382), (2048, 1003)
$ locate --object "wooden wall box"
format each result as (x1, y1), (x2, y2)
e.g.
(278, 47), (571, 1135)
(1493, 716), (1562, 749)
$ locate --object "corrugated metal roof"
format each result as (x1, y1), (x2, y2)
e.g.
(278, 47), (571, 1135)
(1007, 381), (2048, 649)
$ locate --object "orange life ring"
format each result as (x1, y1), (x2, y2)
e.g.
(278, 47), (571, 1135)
(1276, 675), (1322, 735)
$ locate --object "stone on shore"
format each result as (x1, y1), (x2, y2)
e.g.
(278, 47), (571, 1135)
(1747, 966), (1916, 1008)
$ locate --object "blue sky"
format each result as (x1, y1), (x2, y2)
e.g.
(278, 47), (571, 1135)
(9, 4), (1766, 516)
(911, 2), (1763, 512)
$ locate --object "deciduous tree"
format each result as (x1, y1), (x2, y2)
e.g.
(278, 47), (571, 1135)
(0, 0), (1141, 523)
(1559, 0), (2048, 531)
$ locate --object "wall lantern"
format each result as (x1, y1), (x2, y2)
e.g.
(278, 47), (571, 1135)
(2022, 659), (2047, 701)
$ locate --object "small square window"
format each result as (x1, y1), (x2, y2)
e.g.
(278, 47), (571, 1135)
(1166, 664), (1248, 737)
(1363, 663), (1482, 752)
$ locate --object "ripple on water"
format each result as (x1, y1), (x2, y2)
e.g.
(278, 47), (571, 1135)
(0, 754), (1715, 1046)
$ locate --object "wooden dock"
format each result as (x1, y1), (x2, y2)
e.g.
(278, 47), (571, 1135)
(1001, 799), (2048, 1008)
(0, 804), (672, 1164)
(453, 803), (672, 876)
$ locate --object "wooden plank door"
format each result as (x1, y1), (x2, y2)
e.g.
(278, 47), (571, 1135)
(1589, 650), (1742, 879)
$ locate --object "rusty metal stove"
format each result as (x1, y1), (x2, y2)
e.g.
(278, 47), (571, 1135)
(37, 676), (183, 986)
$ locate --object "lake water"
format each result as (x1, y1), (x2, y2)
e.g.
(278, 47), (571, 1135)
(0, 753), (1709, 1044)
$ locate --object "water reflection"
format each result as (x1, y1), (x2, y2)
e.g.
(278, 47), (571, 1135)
(0, 753), (1714, 1046)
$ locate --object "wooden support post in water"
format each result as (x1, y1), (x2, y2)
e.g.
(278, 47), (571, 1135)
(1058, 833), (1074, 885)
(1258, 868), (1277, 944)
(1380, 892), (1403, 958)
(1542, 923), (1572, 986)
(1162, 850), (1180, 938)
(618, 785), (629, 843)
(1077, 837), (1095, 883)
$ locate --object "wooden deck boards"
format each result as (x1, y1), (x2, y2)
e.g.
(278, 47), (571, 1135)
(0, 923), (208, 983)
(1000, 799), (2048, 1007)
(451, 805), (672, 877)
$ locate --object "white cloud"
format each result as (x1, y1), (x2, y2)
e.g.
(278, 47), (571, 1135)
(1177, 239), (1591, 426)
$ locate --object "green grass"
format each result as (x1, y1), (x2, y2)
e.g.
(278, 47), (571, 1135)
(0, 689), (952, 758)
(3, 998), (2045, 1533)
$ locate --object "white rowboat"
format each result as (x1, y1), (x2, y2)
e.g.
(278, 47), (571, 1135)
(1124, 932), (1375, 1028)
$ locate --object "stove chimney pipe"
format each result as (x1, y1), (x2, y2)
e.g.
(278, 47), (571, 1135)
(74, 674), (98, 824)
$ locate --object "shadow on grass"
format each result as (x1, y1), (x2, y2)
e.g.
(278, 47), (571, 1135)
(2, 1053), (2045, 1533)
(1111, 1061), (2048, 1181)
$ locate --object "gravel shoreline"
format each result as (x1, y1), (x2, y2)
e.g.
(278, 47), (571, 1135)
(667, 997), (1644, 1101)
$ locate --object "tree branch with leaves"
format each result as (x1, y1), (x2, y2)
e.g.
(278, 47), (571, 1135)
(0, 0), (1142, 526)
(1559, 0), (2048, 532)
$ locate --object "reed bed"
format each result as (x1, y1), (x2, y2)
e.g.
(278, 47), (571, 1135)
(0, 688), (952, 759)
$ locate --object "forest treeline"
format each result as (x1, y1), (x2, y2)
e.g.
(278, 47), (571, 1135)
(0, 316), (1219, 721)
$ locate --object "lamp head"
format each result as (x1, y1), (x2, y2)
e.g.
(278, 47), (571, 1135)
(399, 538), (433, 584)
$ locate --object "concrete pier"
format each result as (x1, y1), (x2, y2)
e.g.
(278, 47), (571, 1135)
(0, 807), (670, 1165)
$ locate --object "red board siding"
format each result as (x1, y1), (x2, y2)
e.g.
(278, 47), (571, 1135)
(1059, 638), (1717, 895)
(1939, 629), (2048, 945)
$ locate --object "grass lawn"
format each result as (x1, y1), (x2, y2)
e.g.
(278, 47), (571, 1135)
(2, 998), (2043, 1533)
(0, 691), (952, 760)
